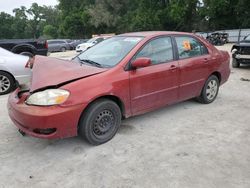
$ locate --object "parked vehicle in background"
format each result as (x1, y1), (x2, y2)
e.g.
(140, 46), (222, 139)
(76, 36), (109, 52)
(0, 39), (48, 57)
(231, 34), (250, 68)
(8, 31), (230, 145)
(0, 47), (31, 95)
(47, 39), (72, 52)
(69, 39), (88, 50)
(206, 32), (229, 45)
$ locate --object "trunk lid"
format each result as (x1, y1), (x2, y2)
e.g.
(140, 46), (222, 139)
(29, 56), (107, 92)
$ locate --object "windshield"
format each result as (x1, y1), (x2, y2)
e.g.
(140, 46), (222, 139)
(87, 38), (98, 43)
(76, 36), (143, 67)
(244, 35), (250, 41)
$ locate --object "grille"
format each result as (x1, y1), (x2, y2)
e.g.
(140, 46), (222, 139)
(240, 47), (250, 55)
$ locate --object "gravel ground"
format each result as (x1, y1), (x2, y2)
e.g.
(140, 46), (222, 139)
(0, 44), (250, 188)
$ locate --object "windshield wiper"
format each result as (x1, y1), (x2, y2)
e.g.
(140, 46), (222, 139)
(80, 59), (103, 67)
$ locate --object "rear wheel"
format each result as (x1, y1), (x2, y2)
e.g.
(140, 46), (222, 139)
(78, 99), (121, 145)
(196, 75), (219, 104)
(60, 47), (66, 52)
(0, 71), (16, 95)
(232, 58), (240, 68)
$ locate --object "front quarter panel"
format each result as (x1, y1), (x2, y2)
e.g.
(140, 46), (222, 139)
(60, 68), (131, 117)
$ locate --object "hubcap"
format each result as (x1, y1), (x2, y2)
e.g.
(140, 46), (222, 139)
(93, 110), (115, 137)
(0, 75), (11, 93)
(206, 80), (218, 100)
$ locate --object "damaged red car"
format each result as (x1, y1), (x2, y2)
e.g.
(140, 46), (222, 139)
(8, 31), (230, 145)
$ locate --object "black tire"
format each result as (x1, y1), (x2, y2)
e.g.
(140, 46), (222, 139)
(20, 51), (34, 58)
(78, 99), (121, 145)
(196, 75), (219, 104)
(0, 71), (16, 95)
(232, 58), (240, 68)
(60, 47), (66, 52)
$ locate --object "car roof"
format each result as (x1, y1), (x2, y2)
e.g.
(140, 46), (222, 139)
(48, 39), (68, 42)
(118, 31), (195, 38)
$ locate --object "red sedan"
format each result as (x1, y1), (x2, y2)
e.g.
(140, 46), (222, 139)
(8, 31), (230, 145)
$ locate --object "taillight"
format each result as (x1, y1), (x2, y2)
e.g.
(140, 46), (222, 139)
(25, 57), (35, 69)
(45, 40), (48, 49)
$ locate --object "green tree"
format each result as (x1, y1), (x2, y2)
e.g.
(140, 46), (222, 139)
(43, 25), (58, 38)
(58, 0), (95, 38)
(202, 0), (239, 30)
(0, 12), (14, 39)
(11, 6), (28, 38)
(26, 3), (46, 38)
(236, 0), (250, 28)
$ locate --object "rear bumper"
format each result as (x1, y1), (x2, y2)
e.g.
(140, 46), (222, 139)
(36, 49), (48, 56)
(8, 89), (86, 139)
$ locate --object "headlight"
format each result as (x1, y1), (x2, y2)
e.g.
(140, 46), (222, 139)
(232, 49), (238, 54)
(26, 89), (70, 106)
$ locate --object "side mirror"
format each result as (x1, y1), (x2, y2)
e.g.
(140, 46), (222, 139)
(131, 58), (151, 69)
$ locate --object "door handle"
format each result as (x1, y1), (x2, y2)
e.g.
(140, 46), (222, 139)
(203, 58), (209, 63)
(170, 65), (177, 71)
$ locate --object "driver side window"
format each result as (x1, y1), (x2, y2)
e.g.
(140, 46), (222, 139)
(135, 37), (174, 65)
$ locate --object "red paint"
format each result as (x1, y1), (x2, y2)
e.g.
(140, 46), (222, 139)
(131, 57), (151, 68)
(8, 31), (230, 139)
(30, 56), (107, 92)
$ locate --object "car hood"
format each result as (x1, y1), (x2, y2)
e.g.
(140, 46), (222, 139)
(29, 56), (107, 92)
(79, 43), (93, 47)
(234, 42), (250, 47)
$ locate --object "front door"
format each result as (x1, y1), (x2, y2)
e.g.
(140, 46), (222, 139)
(129, 36), (179, 115)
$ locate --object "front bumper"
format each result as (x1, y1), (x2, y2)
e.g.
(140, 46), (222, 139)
(8, 89), (86, 139)
(76, 49), (82, 53)
(233, 53), (250, 64)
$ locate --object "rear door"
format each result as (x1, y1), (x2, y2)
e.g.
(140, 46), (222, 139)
(174, 36), (211, 101)
(129, 36), (179, 115)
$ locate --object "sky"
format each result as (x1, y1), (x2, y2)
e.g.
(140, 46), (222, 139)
(0, 0), (58, 15)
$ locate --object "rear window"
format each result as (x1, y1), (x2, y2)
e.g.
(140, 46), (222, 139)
(175, 36), (208, 59)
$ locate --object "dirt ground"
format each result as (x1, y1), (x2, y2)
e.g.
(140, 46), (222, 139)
(0, 44), (250, 188)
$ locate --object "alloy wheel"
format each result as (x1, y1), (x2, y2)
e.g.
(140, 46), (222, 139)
(0, 75), (11, 93)
(206, 80), (218, 101)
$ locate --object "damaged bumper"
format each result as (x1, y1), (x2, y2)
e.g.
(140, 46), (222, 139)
(8, 89), (86, 139)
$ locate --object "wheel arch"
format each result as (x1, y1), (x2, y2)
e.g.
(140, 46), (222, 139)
(77, 94), (126, 134)
(79, 94), (126, 119)
(0, 70), (18, 91)
(0, 70), (16, 83)
(210, 71), (221, 84)
(11, 44), (35, 55)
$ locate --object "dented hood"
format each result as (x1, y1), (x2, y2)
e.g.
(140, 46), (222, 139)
(30, 56), (107, 92)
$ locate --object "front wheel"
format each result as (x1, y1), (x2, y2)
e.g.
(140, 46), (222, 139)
(232, 58), (240, 68)
(0, 71), (16, 95)
(60, 47), (66, 52)
(78, 99), (121, 145)
(196, 75), (219, 104)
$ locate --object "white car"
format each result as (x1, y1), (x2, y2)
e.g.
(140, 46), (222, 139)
(76, 37), (107, 52)
(0, 47), (31, 95)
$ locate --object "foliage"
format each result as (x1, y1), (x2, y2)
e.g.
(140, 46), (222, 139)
(0, 0), (249, 39)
